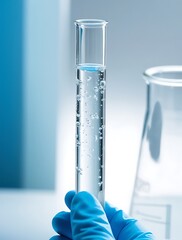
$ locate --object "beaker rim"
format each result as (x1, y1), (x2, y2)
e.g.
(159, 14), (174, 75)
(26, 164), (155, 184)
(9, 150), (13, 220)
(75, 19), (108, 27)
(143, 66), (182, 87)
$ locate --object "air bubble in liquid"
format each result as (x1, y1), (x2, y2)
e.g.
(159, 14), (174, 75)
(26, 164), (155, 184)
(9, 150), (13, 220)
(76, 140), (81, 146)
(94, 95), (98, 101)
(91, 113), (99, 119)
(98, 181), (103, 187)
(94, 86), (99, 92)
(77, 94), (81, 101)
(99, 80), (105, 89)
(87, 76), (92, 82)
(99, 72), (104, 80)
(76, 121), (80, 127)
(76, 166), (83, 175)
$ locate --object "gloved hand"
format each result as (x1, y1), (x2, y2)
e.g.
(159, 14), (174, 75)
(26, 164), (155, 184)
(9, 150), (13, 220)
(50, 191), (154, 240)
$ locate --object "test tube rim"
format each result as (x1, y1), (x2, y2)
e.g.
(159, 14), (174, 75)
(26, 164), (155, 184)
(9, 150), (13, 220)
(75, 19), (108, 28)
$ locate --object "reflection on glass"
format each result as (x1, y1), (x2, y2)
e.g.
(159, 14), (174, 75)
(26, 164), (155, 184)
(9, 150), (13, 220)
(130, 66), (182, 239)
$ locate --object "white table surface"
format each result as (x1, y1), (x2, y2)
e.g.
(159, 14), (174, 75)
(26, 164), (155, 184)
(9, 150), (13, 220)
(0, 190), (61, 240)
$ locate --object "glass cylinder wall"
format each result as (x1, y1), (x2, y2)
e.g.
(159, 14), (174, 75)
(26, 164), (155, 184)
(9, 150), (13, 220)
(75, 19), (107, 66)
(75, 19), (107, 205)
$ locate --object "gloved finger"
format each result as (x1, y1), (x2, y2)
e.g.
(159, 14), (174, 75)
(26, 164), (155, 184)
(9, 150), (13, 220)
(49, 235), (71, 240)
(52, 211), (72, 239)
(104, 202), (128, 238)
(65, 190), (76, 209)
(104, 202), (154, 239)
(71, 191), (115, 239)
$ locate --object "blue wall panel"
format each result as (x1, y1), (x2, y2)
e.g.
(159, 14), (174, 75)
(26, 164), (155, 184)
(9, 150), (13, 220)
(0, 0), (23, 187)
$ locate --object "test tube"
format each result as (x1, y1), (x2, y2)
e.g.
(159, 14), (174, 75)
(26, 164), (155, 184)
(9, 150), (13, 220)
(75, 19), (108, 205)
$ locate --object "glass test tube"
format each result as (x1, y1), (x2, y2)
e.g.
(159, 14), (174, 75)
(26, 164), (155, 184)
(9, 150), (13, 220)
(75, 19), (107, 205)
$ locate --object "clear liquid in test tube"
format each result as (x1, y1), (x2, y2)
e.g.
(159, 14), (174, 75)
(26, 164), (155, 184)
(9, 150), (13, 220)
(75, 19), (108, 205)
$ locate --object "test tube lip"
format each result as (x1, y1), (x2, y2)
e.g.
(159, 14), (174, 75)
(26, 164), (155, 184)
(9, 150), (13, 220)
(75, 19), (108, 28)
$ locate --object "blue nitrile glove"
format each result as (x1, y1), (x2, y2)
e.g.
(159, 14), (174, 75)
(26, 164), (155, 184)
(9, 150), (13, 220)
(50, 191), (154, 240)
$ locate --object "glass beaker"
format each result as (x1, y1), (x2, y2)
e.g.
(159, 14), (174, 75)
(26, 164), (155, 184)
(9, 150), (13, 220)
(130, 66), (182, 239)
(75, 19), (108, 205)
